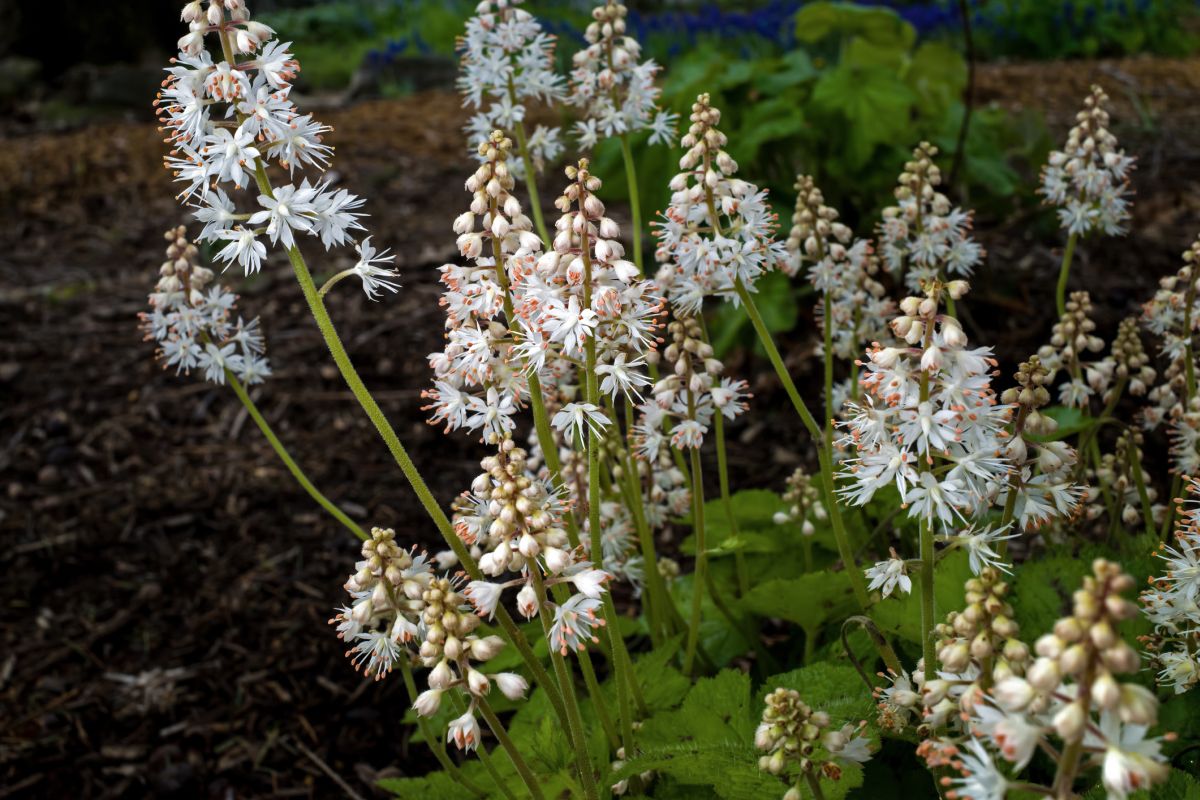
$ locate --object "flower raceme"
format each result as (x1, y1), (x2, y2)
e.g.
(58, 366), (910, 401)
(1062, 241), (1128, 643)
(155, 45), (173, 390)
(458, 0), (565, 176)
(653, 93), (788, 314)
(159, 0), (400, 300)
(141, 225), (271, 385)
(567, 0), (678, 149)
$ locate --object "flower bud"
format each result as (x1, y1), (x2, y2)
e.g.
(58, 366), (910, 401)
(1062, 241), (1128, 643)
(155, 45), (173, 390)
(1053, 700), (1086, 741)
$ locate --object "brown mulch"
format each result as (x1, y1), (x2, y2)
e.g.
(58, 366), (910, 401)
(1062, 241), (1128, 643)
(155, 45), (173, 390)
(2, 54), (1200, 798)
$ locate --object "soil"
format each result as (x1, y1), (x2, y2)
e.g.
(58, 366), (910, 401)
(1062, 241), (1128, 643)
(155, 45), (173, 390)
(2, 54), (1200, 799)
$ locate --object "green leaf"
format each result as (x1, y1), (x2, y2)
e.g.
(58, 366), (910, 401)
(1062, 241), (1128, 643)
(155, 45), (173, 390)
(871, 550), (973, 643)
(795, 1), (916, 49)
(738, 571), (857, 632)
(810, 63), (917, 169)
(752, 49), (817, 95)
(904, 41), (967, 117)
(632, 636), (692, 712)
(734, 97), (808, 166)
(612, 741), (782, 800)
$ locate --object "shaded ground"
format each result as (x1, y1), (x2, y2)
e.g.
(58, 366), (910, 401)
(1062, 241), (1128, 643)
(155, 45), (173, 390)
(2, 55), (1200, 798)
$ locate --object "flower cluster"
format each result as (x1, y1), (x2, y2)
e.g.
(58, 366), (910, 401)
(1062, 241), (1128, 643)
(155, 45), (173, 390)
(159, 0), (398, 297)
(786, 175), (893, 409)
(923, 568), (1030, 730)
(877, 143), (984, 293)
(1141, 238), (1200, 473)
(643, 316), (749, 451)
(994, 355), (1083, 532)
(1039, 84), (1135, 237)
(1037, 290), (1107, 408)
(755, 687), (872, 800)
(837, 281), (1015, 532)
(1086, 427), (1161, 528)
(567, 1), (677, 149)
(458, 0), (565, 175)
(455, 440), (614, 657)
(1142, 477), (1200, 693)
(772, 468), (826, 536)
(920, 559), (1169, 800)
(423, 131), (543, 444)
(329, 528), (529, 751)
(653, 93), (787, 313)
(141, 224), (271, 385)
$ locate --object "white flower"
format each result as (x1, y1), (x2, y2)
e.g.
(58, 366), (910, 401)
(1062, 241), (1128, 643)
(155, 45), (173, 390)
(549, 594), (605, 655)
(956, 525), (1017, 575)
(1091, 711), (1169, 800)
(413, 688), (443, 717)
(214, 227), (266, 275)
(565, 563), (610, 599)
(464, 580), (504, 619)
(494, 672), (529, 701)
(351, 237), (401, 300)
(973, 702), (1042, 769)
(249, 183), (316, 249)
(948, 738), (1008, 800)
(542, 295), (598, 355)
(447, 710), (481, 752)
(865, 556), (911, 599)
(552, 402), (610, 444)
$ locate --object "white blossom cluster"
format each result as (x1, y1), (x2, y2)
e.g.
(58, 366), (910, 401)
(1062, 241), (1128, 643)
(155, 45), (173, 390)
(653, 93), (788, 314)
(458, 0), (565, 176)
(1039, 84), (1135, 237)
(141, 225), (271, 385)
(454, 441), (614, 656)
(638, 316), (750, 454)
(1142, 477), (1200, 694)
(567, 1), (678, 149)
(160, 0), (400, 299)
(916, 560), (1169, 800)
(837, 283), (1013, 531)
(1141, 238), (1200, 474)
(329, 528), (529, 752)
(877, 143), (983, 293)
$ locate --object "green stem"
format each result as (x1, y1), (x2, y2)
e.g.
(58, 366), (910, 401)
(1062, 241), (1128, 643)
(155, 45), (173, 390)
(683, 444), (707, 677)
(251, 164), (567, 736)
(509, 110), (550, 245)
(823, 290), (835, 442)
(397, 660), (486, 797)
(476, 696), (547, 800)
(618, 134), (644, 277)
(804, 771), (828, 800)
(733, 280), (877, 617)
(918, 515), (936, 682)
(531, 570), (601, 800)
(1055, 232), (1078, 319)
(714, 412), (748, 596)
(224, 370), (367, 541)
(1129, 440), (1157, 538)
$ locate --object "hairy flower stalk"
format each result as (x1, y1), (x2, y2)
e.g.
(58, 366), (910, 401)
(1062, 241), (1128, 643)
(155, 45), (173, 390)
(458, 0), (566, 244)
(158, 0), (573, 749)
(1040, 84), (1135, 317)
(755, 688), (872, 800)
(569, 0), (677, 275)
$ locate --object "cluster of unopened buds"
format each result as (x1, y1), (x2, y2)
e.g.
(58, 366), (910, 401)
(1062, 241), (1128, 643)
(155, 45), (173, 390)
(918, 559), (1169, 800)
(140, 225), (271, 385)
(755, 688), (872, 800)
(1039, 84), (1135, 237)
(772, 468), (826, 535)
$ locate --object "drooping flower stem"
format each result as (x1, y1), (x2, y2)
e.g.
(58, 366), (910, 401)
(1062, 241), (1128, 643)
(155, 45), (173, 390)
(396, 659), (486, 797)
(1054, 231), (1079, 319)
(732, 281), (871, 607)
(476, 695), (548, 800)
(619, 133), (645, 276)
(530, 569), (601, 800)
(223, 368), (367, 541)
